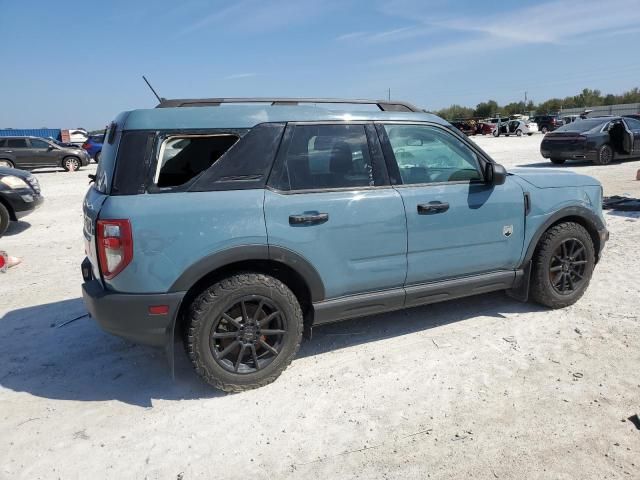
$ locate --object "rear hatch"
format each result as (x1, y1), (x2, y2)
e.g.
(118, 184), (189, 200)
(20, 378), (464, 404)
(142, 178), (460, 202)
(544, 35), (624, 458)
(82, 118), (125, 282)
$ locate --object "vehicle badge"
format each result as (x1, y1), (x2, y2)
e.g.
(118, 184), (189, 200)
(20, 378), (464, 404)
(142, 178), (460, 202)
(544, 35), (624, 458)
(503, 225), (514, 237)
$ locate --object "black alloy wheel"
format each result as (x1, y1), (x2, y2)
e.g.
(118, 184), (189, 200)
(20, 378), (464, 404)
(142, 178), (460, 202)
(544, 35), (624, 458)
(548, 238), (588, 295)
(210, 296), (287, 374)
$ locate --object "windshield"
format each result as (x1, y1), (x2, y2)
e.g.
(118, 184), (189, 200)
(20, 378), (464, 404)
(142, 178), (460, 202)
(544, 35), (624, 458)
(554, 119), (608, 132)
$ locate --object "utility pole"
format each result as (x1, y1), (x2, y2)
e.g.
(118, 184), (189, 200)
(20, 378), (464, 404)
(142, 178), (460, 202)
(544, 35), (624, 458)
(524, 91), (527, 113)
(388, 88), (391, 101)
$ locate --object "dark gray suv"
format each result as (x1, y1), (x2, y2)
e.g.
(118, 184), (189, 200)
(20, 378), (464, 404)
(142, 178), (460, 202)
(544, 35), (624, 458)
(0, 136), (90, 171)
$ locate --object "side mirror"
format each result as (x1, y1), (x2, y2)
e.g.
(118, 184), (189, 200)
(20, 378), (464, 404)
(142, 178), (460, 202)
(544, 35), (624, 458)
(485, 163), (507, 186)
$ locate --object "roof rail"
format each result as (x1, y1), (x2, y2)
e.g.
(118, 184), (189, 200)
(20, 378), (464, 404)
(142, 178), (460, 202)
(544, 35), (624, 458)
(155, 97), (423, 112)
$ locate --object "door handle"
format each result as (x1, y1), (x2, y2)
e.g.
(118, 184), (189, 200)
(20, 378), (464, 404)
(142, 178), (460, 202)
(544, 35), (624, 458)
(289, 212), (329, 226)
(3, 150), (13, 153)
(417, 201), (449, 215)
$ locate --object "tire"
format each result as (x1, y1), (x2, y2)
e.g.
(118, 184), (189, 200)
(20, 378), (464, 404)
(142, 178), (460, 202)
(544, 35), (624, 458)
(62, 156), (80, 172)
(528, 133), (533, 136)
(516, 129), (523, 137)
(186, 273), (303, 392)
(541, 126), (549, 134)
(94, 151), (101, 163)
(0, 159), (15, 168)
(0, 202), (10, 238)
(593, 144), (613, 165)
(530, 222), (595, 309)
(492, 129), (499, 137)
(550, 157), (566, 164)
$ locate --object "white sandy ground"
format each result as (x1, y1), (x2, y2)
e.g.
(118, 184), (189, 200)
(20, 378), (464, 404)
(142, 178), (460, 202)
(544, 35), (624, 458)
(0, 134), (639, 480)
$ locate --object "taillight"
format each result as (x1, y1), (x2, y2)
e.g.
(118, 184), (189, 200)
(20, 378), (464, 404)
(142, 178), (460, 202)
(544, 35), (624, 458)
(82, 142), (90, 150)
(97, 219), (133, 279)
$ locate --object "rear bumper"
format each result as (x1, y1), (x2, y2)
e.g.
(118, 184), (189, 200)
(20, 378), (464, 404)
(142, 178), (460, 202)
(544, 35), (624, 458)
(540, 144), (596, 161)
(81, 259), (185, 347)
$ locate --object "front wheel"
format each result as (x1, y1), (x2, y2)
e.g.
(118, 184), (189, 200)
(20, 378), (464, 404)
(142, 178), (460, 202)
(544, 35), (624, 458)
(593, 144), (613, 165)
(550, 157), (566, 164)
(62, 156), (81, 172)
(530, 222), (595, 309)
(186, 273), (303, 392)
(0, 202), (10, 237)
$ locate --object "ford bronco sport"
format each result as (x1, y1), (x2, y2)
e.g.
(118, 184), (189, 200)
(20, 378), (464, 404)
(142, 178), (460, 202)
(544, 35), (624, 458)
(81, 98), (608, 392)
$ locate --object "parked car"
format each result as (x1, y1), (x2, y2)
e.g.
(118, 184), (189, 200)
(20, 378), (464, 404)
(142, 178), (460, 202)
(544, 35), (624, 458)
(82, 97), (608, 392)
(450, 120), (476, 136)
(532, 115), (564, 133)
(68, 129), (88, 145)
(492, 119), (534, 136)
(476, 122), (494, 135)
(540, 116), (640, 165)
(0, 136), (90, 171)
(0, 166), (44, 237)
(82, 134), (104, 162)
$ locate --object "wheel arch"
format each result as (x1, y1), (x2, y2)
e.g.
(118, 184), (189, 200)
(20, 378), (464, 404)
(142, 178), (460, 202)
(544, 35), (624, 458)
(169, 245), (325, 351)
(522, 207), (604, 267)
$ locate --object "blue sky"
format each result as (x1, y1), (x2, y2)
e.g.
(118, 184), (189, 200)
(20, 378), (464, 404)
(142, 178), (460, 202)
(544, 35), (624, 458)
(1, 0), (639, 129)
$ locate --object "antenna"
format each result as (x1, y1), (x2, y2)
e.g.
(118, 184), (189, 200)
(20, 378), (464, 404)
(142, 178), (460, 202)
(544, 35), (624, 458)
(142, 75), (164, 103)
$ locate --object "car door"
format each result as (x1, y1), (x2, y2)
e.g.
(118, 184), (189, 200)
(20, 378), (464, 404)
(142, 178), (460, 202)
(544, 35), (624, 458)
(27, 138), (58, 167)
(623, 117), (640, 153)
(264, 123), (407, 301)
(377, 122), (526, 287)
(5, 138), (32, 168)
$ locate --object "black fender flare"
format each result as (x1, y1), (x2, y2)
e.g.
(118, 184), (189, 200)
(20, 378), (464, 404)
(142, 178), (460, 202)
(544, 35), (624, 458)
(520, 205), (605, 266)
(165, 244), (325, 377)
(168, 244), (325, 302)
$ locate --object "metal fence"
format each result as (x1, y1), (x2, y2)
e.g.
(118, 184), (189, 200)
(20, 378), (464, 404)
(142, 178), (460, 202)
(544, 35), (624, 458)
(557, 103), (640, 117)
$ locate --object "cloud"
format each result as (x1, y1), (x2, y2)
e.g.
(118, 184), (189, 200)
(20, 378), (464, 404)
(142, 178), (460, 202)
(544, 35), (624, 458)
(178, 0), (338, 37)
(374, 0), (640, 64)
(224, 73), (258, 80)
(336, 25), (433, 44)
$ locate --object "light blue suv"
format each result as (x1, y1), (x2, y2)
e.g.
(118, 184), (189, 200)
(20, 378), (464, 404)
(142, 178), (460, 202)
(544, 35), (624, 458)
(81, 98), (608, 391)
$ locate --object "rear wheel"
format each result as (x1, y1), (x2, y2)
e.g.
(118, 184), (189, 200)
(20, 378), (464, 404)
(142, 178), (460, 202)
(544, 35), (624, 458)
(0, 159), (14, 168)
(516, 129), (523, 136)
(593, 144), (613, 165)
(186, 273), (303, 392)
(0, 202), (10, 237)
(62, 156), (80, 172)
(550, 157), (566, 164)
(530, 222), (595, 309)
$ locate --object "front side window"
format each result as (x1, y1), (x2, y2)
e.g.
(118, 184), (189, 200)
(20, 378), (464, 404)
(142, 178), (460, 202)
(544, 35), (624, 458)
(155, 134), (239, 188)
(29, 139), (50, 149)
(383, 124), (482, 185)
(276, 124), (374, 191)
(7, 139), (27, 148)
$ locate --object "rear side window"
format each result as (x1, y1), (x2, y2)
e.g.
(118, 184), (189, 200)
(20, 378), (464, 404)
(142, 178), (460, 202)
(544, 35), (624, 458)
(273, 124), (374, 191)
(0, 139), (6, 147)
(7, 139), (27, 148)
(155, 134), (239, 188)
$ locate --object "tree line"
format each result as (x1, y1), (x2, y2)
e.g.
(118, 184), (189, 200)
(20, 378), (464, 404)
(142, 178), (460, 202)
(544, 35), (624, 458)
(434, 87), (640, 120)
